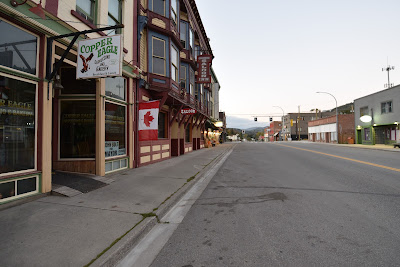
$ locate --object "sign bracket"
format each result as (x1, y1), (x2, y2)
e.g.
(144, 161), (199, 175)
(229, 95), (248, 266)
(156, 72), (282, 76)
(45, 24), (124, 99)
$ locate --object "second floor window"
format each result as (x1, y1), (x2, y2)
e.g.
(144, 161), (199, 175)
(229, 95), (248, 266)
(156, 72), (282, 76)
(189, 68), (194, 95)
(171, 0), (178, 25)
(108, 0), (122, 35)
(381, 101), (393, 114)
(152, 37), (166, 76)
(76, 0), (95, 23)
(180, 65), (186, 89)
(153, 0), (165, 16)
(189, 28), (194, 55)
(171, 45), (178, 82)
(180, 22), (187, 48)
(360, 106), (368, 116)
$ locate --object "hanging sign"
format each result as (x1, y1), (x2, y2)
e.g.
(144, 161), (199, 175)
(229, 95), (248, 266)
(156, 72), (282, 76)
(196, 54), (212, 83)
(77, 35), (123, 79)
(180, 108), (197, 115)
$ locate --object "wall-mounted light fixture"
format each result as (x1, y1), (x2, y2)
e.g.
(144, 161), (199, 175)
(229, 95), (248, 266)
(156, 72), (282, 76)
(360, 115), (372, 123)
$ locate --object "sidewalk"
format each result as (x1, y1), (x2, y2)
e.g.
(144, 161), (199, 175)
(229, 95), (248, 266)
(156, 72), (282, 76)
(0, 144), (234, 267)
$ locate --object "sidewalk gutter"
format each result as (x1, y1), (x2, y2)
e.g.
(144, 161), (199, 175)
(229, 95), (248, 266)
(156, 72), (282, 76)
(91, 144), (235, 267)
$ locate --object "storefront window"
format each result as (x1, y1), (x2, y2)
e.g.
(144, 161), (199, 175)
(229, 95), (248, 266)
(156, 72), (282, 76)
(0, 75), (36, 174)
(158, 112), (166, 138)
(185, 125), (191, 143)
(105, 77), (125, 101)
(0, 19), (38, 75)
(60, 100), (96, 158)
(105, 102), (126, 158)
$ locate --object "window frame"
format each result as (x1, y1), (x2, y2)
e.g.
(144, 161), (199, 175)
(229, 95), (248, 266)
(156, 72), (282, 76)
(171, 45), (179, 82)
(58, 98), (96, 161)
(180, 21), (187, 48)
(189, 68), (195, 95)
(381, 101), (393, 114)
(105, 100), (127, 159)
(152, 37), (166, 76)
(189, 28), (194, 55)
(360, 106), (369, 116)
(76, 0), (96, 23)
(0, 18), (40, 78)
(180, 65), (187, 89)
(152, 0), (165, 16)
(171, 0), (178, 25)
(0, 73), (38, 177)
(108, 0), (123, 35)
(158, 111), (168, 139)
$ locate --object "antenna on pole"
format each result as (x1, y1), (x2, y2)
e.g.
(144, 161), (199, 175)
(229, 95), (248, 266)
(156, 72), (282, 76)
(382, 58), (395, 88)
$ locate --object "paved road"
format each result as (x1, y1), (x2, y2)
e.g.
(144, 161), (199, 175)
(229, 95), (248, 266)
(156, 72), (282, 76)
(148, 142), (400, 266)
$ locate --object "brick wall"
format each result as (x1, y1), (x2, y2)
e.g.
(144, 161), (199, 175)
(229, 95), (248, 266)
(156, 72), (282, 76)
(338, 114), (355, 144)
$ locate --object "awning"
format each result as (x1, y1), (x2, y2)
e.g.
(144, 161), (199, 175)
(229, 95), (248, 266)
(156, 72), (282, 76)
(205, 120), (218, 131)
(273, 132), (279, 137)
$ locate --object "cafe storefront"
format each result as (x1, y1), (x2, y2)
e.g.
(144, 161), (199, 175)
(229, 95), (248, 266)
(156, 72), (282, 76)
(0, 14), (136, 204)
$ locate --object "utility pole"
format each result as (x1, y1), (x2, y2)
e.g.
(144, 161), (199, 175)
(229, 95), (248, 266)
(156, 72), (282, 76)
(297, 106), (300, 141)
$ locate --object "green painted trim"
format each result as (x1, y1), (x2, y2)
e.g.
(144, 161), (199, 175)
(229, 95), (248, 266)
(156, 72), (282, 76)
(0, 172), (41, 183)
(94, 0), (99, 26)
(105, 156), (129, 163)
(360, 126), (375, 145)
(0, 1), (86, 42)
(0, 173), (42, 205)
(0, 66), (41, 81)
(38, 173), (42, 193)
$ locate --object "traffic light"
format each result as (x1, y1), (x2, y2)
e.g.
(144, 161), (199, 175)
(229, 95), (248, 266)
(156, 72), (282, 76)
(269, 117), (272, 122)
(254, 117), (258, 121)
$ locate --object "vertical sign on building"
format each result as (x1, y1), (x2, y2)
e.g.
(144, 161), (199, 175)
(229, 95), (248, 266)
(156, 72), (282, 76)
(196, 54), (212, 83)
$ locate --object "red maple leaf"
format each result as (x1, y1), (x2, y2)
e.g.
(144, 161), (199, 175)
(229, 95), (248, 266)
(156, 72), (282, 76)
(143, 111), (154, 127)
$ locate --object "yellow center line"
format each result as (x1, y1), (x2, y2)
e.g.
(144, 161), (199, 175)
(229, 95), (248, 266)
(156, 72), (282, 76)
(276, 143), (400, 173)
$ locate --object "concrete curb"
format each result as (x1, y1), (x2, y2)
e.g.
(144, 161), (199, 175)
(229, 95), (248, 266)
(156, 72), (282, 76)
(91, 144), (235, 267)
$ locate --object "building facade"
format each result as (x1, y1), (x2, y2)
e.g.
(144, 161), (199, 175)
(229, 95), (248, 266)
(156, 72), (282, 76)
(137, 0), (215, 164)
(268, 121), (282, 142)
(282, 113), (318, 141)
(0, 0), (219, 204)
(308, 114), (355, 144)
(0, 0), (141, 203)
(354, 85), (400, 145)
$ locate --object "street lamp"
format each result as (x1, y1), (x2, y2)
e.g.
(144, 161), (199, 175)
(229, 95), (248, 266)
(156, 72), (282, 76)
(273, 106), (284, 141)
(317, 91), (338, 143)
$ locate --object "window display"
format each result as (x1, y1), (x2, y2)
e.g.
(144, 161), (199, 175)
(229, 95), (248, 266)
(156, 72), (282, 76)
(105, 102), (126, 158)
(0, 75), (36, 174)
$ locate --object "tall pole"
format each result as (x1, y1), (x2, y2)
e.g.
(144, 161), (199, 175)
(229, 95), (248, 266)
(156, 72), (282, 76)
(273, 106), (284, 141)
(317, 92), (338, 143)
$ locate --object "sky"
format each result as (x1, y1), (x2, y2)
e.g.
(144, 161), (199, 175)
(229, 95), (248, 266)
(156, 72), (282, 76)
(195, 0), (400, 129)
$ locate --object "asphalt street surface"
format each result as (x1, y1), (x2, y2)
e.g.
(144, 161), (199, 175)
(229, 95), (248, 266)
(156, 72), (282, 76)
(150, 142), (400, 267)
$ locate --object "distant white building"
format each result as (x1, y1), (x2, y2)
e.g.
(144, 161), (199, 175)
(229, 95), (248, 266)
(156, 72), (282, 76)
(227, 134), (240, 141)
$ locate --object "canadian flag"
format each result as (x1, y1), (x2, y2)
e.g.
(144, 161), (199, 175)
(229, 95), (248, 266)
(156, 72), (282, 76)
(138, 100), (160, 141)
